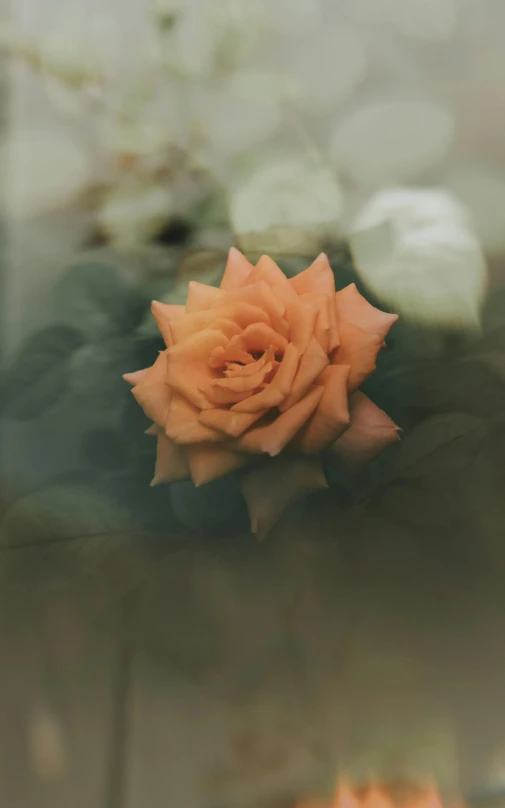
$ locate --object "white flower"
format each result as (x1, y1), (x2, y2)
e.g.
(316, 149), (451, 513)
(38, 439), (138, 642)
(231, 154), (343, 255)
(331, 97), (454, 187)
(98, 179), (173, 251)
(350, 187), (487, 328)
(2, 127), (90, 219)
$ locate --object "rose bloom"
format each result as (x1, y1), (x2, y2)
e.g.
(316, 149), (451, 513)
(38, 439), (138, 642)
(125, 248), (399, 538)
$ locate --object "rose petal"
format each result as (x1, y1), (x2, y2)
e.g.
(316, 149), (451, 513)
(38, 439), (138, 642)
(208, 344), (254, 369)
(231, 343), (300, 412)
(215, 281), (285, 325)
(332, 321), (383, 390)
(328, 391), (400, 472)
(151, 430), (190, 485)
(165, 394), (224, 444)
(295, 365), (351, 453)
(201, 386), (253, 406)
(211, 319), (242, 340)
(237, 385), (324, 456)
(245, 255), (295, 297)
(186, 281), (223, 313)
(224, 348), (274, 378)
(289, 254), (336, 296)
(240, 455), (328, 540)
(335, 283), (398, 340)
(220, 246), (254, 290)
(285, 297), (318, 353)
(187, 443), (250, 487)
(166, 329), (228, 409)
(170, 302), (269, 344)
(151, 301), (184, 347)
(199, 408), (267, 438)
(210, 362), (273, 393)
(132, 352), (171, 427)
(230, 322), (288, 354)
(280, 337), (329, 411)
(301, 292), (332, 353)
(122, 368), (149, 386)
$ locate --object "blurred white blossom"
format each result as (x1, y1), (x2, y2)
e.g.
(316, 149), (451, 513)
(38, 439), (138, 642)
(231, 154), (343, 255)
(102, 117), (172, 165)
(442, 164), (505, 253)
(346, 0), (457, 41)
(331, 97), (454, 187)
(350, 187), (487, 327)
(98, 179), (173, 251)
(2, 127), (90, 219)
(289, 24), (367, 114)
(260, 0), (322, 37)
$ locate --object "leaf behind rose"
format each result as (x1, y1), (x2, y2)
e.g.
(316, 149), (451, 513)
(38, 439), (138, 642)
(0, 484), (137, 587)
(52, 260), (146, 339)
(0, 325), (84, 420)
(390, 412), (485, 481)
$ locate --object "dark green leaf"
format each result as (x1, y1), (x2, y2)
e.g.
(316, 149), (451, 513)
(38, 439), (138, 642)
(392, 412), (484, 480)
(53, 261), (146, 338)
(1, 325), (84, 420)
(0, 484), (136, 586)
(170, 474), (247, 532)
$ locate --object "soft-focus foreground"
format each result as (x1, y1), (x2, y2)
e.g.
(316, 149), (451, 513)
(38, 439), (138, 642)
(295, 781), (455, 808)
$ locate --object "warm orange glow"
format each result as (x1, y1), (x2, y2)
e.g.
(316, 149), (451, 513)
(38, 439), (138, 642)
(295, 781), (457, 808)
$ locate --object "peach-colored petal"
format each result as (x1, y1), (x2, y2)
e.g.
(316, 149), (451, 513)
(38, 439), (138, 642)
(211, 319), (242, 340)
(230, 323), (288, 354)
(220, 246), (254, 290)
(285, 297), (318, 353)
(210, 362), (273, 393)
(245, 255), (295, 296)
(289, 254), (335, 297)
(166, 329), (228, 409)
(202, 386), (252, 406)
(240, 455), (328, 540)
(296, 365), (351, 453)
(328, 391), (400, 472)
(301, 293), (332, 353)
(122, 368), (149, 386)
(280, 337), (329, 411)
(224, 348), (274, 378)
(151, 430), (190, 485)
(165, 394), (224, 444)
(328, 292), (340, 352)
(132, 352), (171, 428)
(231, 343), (300, 412)
(237, 385), (324, 456)
(215, 281), (285, 325)
(151, 301), (184, 347)
(335, 283), (398, 340)
(208, 344), (254, 369)
(199, 408), (267, 438)
(170, 302), (268, 344)
(185, 281), (223, 313)
(332, 321), (383, 390)
(187, 443), (250, 487)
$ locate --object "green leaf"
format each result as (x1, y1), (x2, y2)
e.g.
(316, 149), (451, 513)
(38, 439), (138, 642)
(53, 260), (145, 339)
(391, 412), (485, 481)
(0, 484), (136, 587)
(170, 474), (247, 532)
(1, 325), (84, 420)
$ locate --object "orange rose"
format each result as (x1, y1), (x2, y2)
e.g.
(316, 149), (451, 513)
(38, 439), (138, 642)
(125, 248), (399, 538)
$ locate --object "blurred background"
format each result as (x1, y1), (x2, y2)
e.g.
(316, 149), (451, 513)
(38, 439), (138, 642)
(3, 1), (505, 806)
